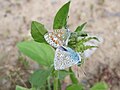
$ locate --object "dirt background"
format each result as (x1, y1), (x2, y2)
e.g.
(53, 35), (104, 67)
(0, 0), (120, 90)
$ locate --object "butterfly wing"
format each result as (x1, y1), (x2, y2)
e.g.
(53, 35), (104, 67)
(44, 32), (63, 48)
(44, 30), (71, 48)
(54, 46), (81, 70)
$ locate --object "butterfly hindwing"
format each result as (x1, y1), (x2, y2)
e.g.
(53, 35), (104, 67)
(44, 32), (63, 48)
(54, 46), (81, 70)
(44, 30), (70, 48)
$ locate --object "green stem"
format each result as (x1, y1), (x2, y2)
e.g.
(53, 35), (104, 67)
(69, 67), (79, 84)
(47, 76), (51, 90)
(54, 71), (59, 90)
(58, 79), (61, 90)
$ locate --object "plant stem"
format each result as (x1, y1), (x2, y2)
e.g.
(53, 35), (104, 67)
(54, 78), (58, 90)
(69, 67), (79, 84)
(58, 79), (61, 90)
(47, 76), (51, 90)
(54, 71), (59, 90)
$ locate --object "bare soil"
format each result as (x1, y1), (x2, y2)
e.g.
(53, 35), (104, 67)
(0, 0), (120, 90)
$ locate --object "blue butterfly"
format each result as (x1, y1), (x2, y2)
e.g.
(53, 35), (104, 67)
(54, 46), (81, 70)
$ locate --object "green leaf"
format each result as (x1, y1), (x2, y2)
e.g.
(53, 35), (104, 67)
(77, 31), (88, 37)
(29, 69), (51, 88)
(66, 84), (84, 90)
(75, 22), (87, 32)
(17, 41), (55, 66)
(58, 70), (71, 80)
(31, 21), (47, 43)
(77, 37), (99, 43)
(53, 1), (70, 29)
(16, 85), (29, 90)
(76, 44), (97, 52)
(90, 82), (108, 90)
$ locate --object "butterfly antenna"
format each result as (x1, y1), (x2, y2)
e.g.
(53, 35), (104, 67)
(64, 25), (71, 46)
(74, 65), (80, 78)
(74, 65), (87, 78)
(80, 66), (87, 77)
(79, 53), (87, 77)
(65, 25), (70, 32)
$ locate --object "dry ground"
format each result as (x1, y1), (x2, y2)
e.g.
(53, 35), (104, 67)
(0, 0), (120, 90)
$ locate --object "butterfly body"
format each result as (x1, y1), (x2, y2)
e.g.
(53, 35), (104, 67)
(54, 46), (81, 70)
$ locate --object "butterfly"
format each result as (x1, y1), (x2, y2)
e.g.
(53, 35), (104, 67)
(44, 28), (81, 70)
(44, 29), (70, 48)
(54, 46), (81, 70)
